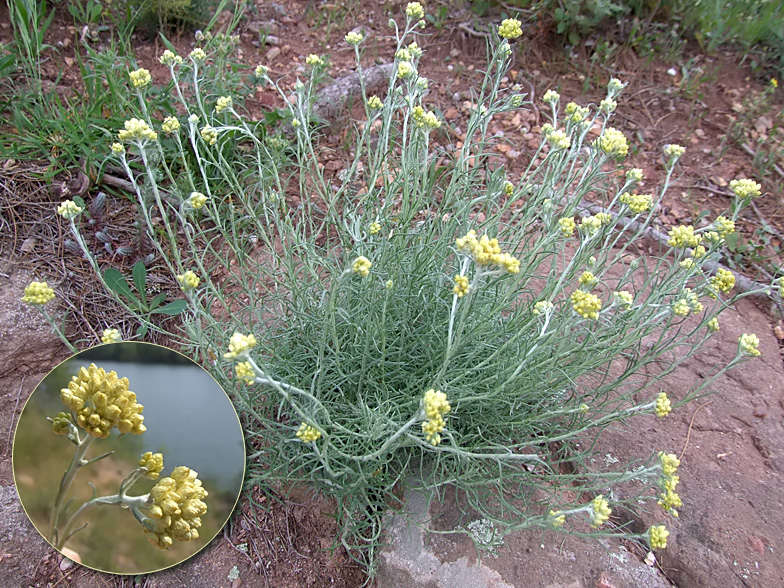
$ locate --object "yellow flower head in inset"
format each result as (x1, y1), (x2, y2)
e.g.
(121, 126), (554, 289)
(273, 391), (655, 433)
(138, 452), (164, 480)
(144, 466), (208, 548)
(60, 364), (145, 438)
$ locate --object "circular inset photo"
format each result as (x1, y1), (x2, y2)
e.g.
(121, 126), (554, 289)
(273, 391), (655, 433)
(12, 342), (245, 574)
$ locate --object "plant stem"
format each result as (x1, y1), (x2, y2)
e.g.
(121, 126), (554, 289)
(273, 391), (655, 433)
(49, 433), (95, 545)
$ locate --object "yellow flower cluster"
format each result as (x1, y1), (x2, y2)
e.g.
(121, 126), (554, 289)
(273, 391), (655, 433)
(412, 106), (441, 130)
(709, 268), (735, 296)
(558, 217), (576, 237)
(397, 61), (415, 79)
(369, 222), (381, 235)
(673, 288), (703, 316)
(649, 524), (669, 549)
(118, 118), (158, 143)
(406, 1), (424, 19)
(51, 412), (72, 435)
(729, 178), (761, 199)
(549, 510), (565, 527)
(453, 275), (470, 298)
(672, 300), (689, 316)
(215, 96), (233, 113)
(655, 392), (672, 418)
(129, 68), (151, 88)
(296, 422), (322, 442)
(663, 144), (685, 160)
(159, 50), (183, 67)
(591, 495), (612, 527)
(713, 216), (735, 238)
(306, 54), (325, 67)
(352, 256), (372, 277)
(580, 214), (610, 236)
(145, 466), (208, 549)
(101, 328), (122, 343)
(224, 332), (258, 360)
(60, 364), (145, 438)
(565, 102), (589, 123)
(607, 77), (625, 93)
(667, 225), (700, 248)
(367, 95), (383, 109)
(177, 270), (201, 291)
(201, 125), (218, 145)
(503, 181), (514, 196)
(533, 300), (554, 315)
(22, 281), (55, 305)
(498, 18), (522, 39)
(595, 127), (629, 158)
(189, 48), (207, 61)
(235, 361), (255, 384)
(571, 290), (601, 319)
(657, 452), (682, 516)
(422, 388), (450, 446)
(111, 142), (125, 154)
(187, 192), (208, 209)
(599, 98), (617, 113)
(161, 116), (180, 134)
(707, 317), (720, 332)
(542, 89), (559, 103)
(455, 230), (520, 273)
(578, 271), (597, 288)
(739, 333), (760, 357)
(619, 192), (652, 214)
(626, 168), (644, 182)
(541, 123), (570, 150)
(345, 31), (364, 45)
(613, 290), (633, 309)
(396, 47), (413, 61)
(139, 451), (164, 480)
(57, 200), (84, 219)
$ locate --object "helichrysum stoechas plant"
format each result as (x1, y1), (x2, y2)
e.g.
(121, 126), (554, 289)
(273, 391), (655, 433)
(47, 365), (207, 551)
(56, 8), (768, 574)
